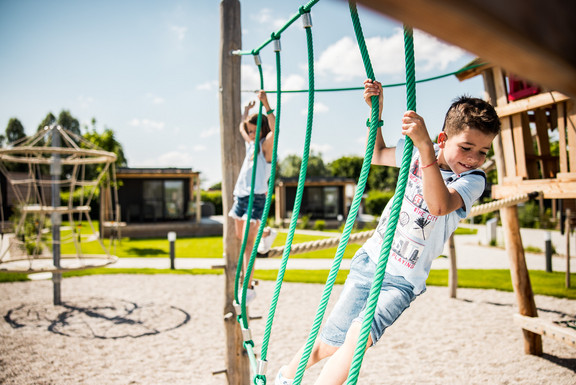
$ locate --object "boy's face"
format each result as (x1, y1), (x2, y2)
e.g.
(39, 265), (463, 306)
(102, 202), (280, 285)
(437, 127), (495, 175)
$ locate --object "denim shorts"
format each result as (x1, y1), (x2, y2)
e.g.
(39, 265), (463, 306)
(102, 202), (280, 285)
(320, 249), (416, 347)
(228, 194), (266, 222)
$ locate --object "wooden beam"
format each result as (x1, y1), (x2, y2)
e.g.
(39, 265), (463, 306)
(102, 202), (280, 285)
(495, 92), (570, 118)
(358, 0), (576, 98)
(514, 314), (576, 349)
(500, 206), (542, 355)
(493, 178), (576, 199)
(558, 102), (569, 173)
(568, 101), (576, 172)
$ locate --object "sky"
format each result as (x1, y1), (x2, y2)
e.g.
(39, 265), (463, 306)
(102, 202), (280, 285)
(0, 0), (484, 189)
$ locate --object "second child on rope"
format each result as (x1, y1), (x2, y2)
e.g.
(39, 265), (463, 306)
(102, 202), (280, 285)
(229, 90), (278, 302)
(275, 79), (501, 385)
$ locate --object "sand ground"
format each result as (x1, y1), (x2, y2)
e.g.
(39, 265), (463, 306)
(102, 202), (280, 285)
(1, 274), (575, 384)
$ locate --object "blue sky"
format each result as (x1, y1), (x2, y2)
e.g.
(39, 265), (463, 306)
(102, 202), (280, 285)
(0, 0), (484, 188)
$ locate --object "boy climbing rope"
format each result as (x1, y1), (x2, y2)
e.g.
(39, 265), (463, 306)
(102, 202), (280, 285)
(229, 90), (277, 302)
(275, 79), (501, 385)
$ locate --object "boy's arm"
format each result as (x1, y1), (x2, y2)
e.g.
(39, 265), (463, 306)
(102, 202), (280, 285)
(364, 80), (396, 167)
(402, 111), (464, 216)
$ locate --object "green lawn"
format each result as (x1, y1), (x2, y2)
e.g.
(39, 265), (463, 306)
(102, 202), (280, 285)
(59, 227), (359, 259)
(1, 267), (575, 300)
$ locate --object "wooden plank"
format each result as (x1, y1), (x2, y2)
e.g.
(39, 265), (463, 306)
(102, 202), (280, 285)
(357, 0), (576, 98)
(493, 179), (576, 199)
(568, 101), (576, 172)
(489, 67), (508, 183)
(511, 113), (528, 178)
(534, 109), (554, 178)
(500, 117), (518, 178)
(500, 206), (542, 355)
(558, 102), (569, 173)
(514, 314), (576, 349)
(495, 92), (570, 118)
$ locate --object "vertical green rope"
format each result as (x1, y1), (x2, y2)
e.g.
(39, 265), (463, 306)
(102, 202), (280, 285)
(345, 24), (416, 385)
(234, 60), (264, 324)
(258, 37), (282, 362)
(290, 3), (381, 384)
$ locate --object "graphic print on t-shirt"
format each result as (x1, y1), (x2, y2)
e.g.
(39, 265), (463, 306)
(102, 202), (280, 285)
(374, 157), (438, 269)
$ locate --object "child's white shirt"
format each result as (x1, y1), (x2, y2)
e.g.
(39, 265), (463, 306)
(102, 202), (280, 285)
(362, 138), (486, 295)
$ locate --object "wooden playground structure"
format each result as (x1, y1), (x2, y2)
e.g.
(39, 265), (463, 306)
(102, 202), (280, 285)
(219, 1), (576, 383)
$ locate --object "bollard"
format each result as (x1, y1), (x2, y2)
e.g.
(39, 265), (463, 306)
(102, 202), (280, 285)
(545, 231), (552, 272)
(486, 218), (498, 246)
(168, 231), (177, 269)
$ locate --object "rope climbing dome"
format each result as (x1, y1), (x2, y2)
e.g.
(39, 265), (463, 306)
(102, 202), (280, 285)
(0, 124), (119, 274)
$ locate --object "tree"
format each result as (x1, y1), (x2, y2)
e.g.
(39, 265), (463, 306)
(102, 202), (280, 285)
(37, 113), (56, 133)
(329, 156), (363, 180)
(368, 165), (398, 191)
(5, 118), (26, 144)
(83, 124), (128, 169)
(58, 110), (81, 137)
(278, 151), (328, 178)
(278, 154), (301, 178)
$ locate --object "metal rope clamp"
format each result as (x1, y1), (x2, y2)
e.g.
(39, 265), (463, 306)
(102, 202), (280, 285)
(256, 359), (268, 377)
(253, 53), (262, 66)
(241, 326), (253, 342)
(273, 38), (281, 52)
(301, 12), (312, 28)
(233, 300), (242, 316)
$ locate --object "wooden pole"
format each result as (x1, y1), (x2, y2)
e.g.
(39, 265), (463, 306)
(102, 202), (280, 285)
(447, 233), (457, 298)
(219, 1), (250, 383)
(500, 205), (542, 355)
(566, 209), (571, 289)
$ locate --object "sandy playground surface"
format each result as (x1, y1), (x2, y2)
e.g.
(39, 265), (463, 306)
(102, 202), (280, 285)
(1, 274), (575, 384)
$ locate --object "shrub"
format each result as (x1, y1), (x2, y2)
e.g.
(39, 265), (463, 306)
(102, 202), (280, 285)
(201, 190), (223, 215)
(364, 190), (395, 216)
(313, 219), (326, 231)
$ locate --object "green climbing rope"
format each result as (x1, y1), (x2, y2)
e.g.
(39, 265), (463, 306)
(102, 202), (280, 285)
(241, 62), (487, 94)
(345, 19), (417, 385)
(290, 2), (383, 384)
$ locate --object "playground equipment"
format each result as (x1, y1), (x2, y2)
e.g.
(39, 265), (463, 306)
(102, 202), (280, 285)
(219, 1), (576, 383)
(0, 124), (119, 304)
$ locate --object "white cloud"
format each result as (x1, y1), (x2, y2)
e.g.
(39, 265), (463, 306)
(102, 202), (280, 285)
(196, 80), (218, 91)
(193, 145), (206, 152)
(77, 95), (94, 109)
(300, 102), (329, 115)
(310, 142), (332, 156)
(200, 126), (219, 138)
(139, 150), (195, 167)
(170, 25), (187, 41)
(315, 28), (466, 82)
(251, 8), (287, 29)
(129, 118), (165, 132)
(145, 93), (165, 104)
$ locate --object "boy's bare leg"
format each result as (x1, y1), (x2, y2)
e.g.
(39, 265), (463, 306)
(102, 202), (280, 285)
(242, 220), (259, 281)
(314, 322), (372, 385)
(283, 337), (339, 378)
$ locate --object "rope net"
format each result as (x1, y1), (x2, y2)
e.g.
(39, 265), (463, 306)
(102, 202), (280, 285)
(0, 125), (119, 273)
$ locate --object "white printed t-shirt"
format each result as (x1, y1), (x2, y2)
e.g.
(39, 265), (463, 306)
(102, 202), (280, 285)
(362, 138), (486, 295)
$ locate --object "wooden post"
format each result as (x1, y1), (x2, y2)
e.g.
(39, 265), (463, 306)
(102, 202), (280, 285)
(500, 205), (543, 355)
(219, 1), (250, 383)
(566, 209), (571, 289)
(447, 233), (457, 298)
